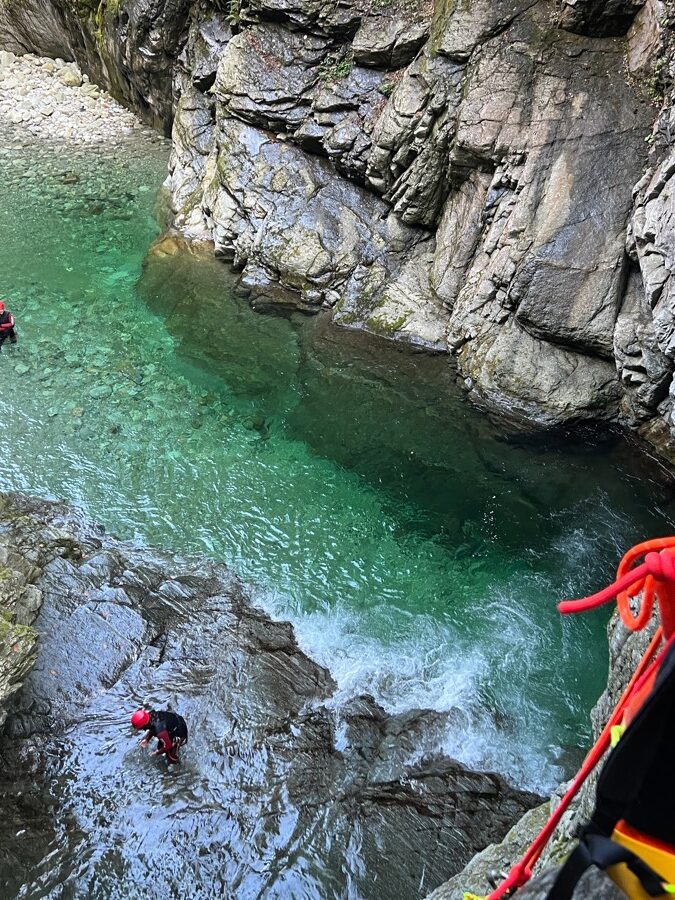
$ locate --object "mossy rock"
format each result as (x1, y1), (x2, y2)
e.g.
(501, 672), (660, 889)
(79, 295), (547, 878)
(366, 312), (411, 335)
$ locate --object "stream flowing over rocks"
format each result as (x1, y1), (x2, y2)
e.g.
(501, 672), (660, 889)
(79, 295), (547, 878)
(5, 0), (675, 462)
(0, 492), (539, 898)
(4, 0), (675, 894)
(430, 607), (660, 899)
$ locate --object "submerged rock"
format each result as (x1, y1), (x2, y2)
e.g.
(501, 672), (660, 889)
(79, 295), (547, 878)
(88, 383), (113, 399)
(0, 492), (539, 897)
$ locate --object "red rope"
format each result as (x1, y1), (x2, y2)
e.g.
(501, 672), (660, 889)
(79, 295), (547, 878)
(557, 563), (650, 615)
(558, 541), (675, 639)
(486, 628), (665, 899)
(485, 537), (675, 899)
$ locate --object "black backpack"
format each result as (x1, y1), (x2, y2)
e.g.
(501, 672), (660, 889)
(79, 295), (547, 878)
(547, 636), (675, 899)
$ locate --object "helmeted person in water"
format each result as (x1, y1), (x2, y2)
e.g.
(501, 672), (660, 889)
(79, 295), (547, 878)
(131, 708), (188, 764)
(0, 301), (17, 351)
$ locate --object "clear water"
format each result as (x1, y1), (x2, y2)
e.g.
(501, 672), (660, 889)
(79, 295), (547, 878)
(2, 125), (674, 793)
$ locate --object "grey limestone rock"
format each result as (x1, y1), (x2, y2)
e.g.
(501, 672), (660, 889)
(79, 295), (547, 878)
(456, 319), (621, 427)
(623, 148), (675, 460)
(431, 0), (539, 62)
(163, 0), (653, 429)
(214, 25), (328, 132)
(0, 0), (74, 60)
(166, 3), (231, 235)
(366, 48), (464, 226)
(194, 114), (446, 346)
(352, 13), (430, 67)
(240, 0), (362, 36)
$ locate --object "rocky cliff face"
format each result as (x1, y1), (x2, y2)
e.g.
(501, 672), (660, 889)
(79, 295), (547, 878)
(2, 1), (675, 448)
(0, 496), (41, 729)
(0, 492), (538, 896)
(163, 0), (672, 442)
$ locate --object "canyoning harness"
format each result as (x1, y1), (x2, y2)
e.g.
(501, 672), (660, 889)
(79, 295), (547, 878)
(144, 710), (188, 764)
(0, 310), (15, 332)
(467, 538), (675, 900)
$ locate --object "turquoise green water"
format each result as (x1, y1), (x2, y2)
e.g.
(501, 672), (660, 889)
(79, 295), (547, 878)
(2, 126), (674, 791)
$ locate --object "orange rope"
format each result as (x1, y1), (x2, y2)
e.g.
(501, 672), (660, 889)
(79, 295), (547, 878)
(485, 537), (675, 899)
(616, 538), (675, 632)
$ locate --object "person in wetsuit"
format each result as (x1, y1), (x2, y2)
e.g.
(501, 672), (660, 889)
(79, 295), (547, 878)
(131, 708), (188, 764)
(0, 301), (17, 351)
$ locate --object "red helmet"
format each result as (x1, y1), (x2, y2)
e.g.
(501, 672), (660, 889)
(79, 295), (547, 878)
(131, 709), (150, 729)
(0, 302), (5, 312)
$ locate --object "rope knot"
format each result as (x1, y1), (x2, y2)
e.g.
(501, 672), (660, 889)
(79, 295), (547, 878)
(648, 548), (675, 582)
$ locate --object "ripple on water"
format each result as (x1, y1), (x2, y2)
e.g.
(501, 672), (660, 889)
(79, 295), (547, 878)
(1, 124), (675, 807)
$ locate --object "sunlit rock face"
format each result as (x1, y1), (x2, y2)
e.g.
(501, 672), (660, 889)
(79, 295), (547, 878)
(0, 493), (539, 897)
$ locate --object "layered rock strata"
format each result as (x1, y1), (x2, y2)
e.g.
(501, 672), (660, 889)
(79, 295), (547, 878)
(163, 0), (660, 432)
(0, 496), (41, 729)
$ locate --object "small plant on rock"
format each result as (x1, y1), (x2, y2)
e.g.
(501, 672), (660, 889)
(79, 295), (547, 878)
(227, 0), (241, 24)
(319, 48), (353, 82)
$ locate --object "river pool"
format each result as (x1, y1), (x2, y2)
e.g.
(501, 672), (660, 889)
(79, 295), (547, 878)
(1, 124), (674, 796)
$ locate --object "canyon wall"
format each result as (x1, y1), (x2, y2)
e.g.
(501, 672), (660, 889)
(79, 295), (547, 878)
(3, 0), (675, 457)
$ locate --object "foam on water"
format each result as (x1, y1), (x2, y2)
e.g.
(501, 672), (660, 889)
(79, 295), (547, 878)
(253, 492), (649, 792)
(1, 126), (675, 802)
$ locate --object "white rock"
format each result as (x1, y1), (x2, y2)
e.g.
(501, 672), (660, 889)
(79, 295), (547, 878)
(59, 65), (82, 87)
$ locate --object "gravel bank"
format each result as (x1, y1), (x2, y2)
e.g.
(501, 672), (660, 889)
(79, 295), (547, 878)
(0, 50), (157, 144)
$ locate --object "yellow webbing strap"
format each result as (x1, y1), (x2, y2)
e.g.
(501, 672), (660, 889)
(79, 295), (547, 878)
(610, 823), (675, 898)
(610, 724), (625, 747)
(462, 894), (487, 900)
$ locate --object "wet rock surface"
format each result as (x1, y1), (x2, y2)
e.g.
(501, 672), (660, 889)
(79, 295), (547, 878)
(0, 492), (539, 898)
(161, 0), (657, 432)
(0, 498), (40, 730)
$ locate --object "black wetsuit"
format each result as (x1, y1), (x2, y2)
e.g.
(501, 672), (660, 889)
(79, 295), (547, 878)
(144, 710), (188, 764)
(0, 310), (16, 349)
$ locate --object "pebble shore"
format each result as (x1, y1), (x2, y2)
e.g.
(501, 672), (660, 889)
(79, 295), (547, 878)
(0, 50), (157, 143)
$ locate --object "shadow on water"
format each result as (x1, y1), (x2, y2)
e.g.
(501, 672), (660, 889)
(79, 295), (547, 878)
(2, 125), (675, 896)
(138, 247), (675, 776)
(140, 247), (675, 562)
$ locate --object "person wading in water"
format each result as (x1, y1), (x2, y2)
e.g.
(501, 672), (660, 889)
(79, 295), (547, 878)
(0, 301), (17, 351)
(130, 708), (188, 764)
